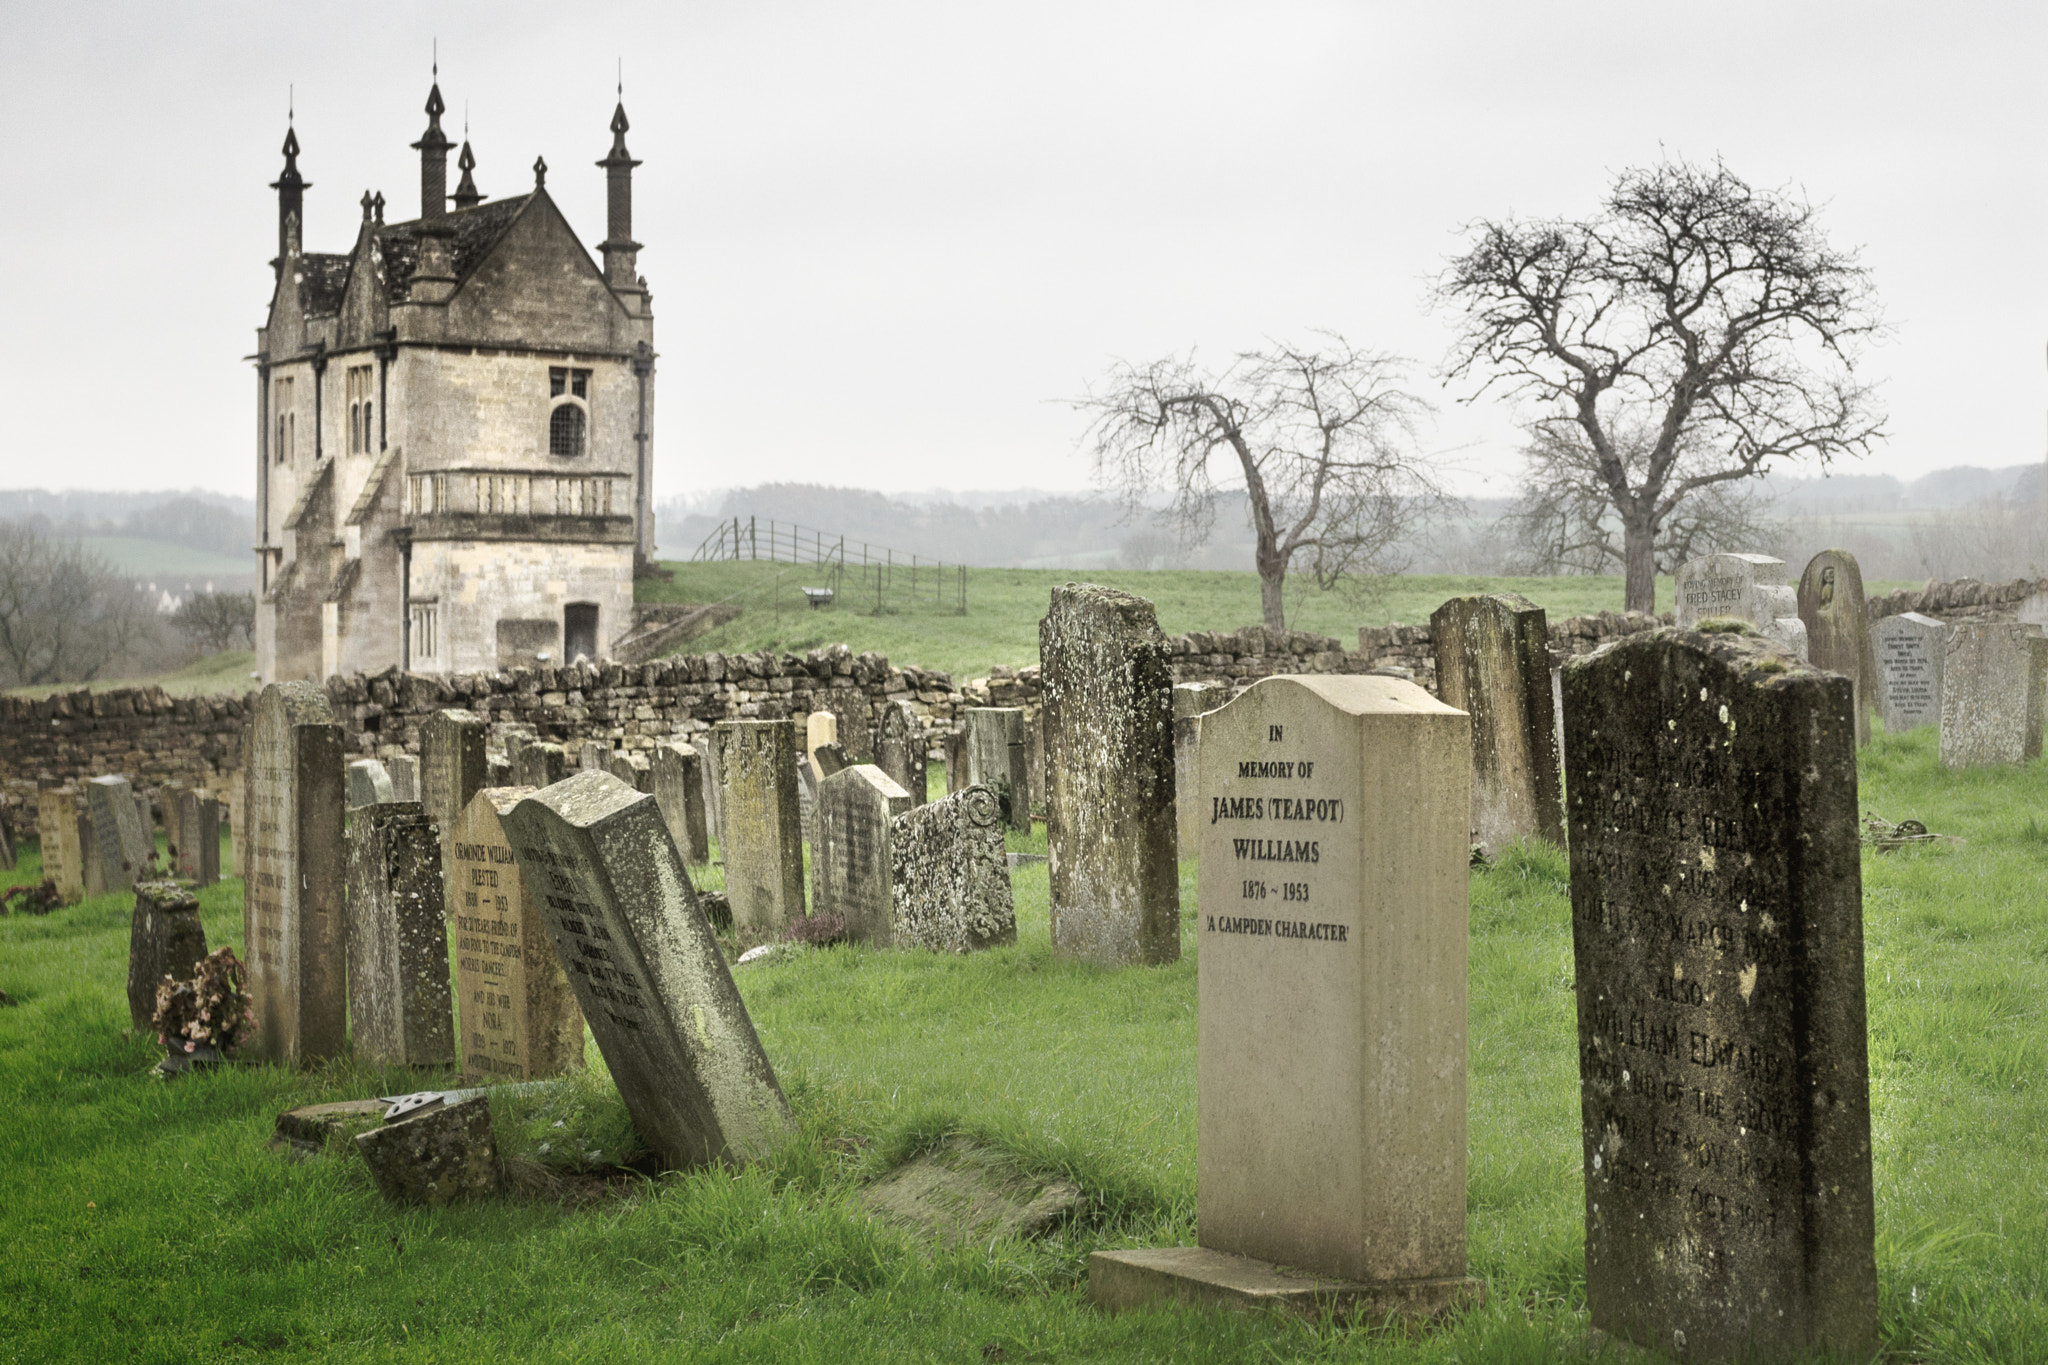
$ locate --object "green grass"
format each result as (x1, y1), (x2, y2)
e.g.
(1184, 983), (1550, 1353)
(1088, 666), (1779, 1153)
(4, 651), (257, 702)
(2, 732), (2043, 1361)
(78, 536), (252, 579)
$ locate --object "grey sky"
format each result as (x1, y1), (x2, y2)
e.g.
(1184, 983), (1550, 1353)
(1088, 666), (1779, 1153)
(3, 0), (2041, 501)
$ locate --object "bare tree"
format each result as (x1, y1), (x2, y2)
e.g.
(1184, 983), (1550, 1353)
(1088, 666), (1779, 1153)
(1078, 336), (1440, 629)
(170, 591), (256, 655)
(0, 524), (156, 687)
(1438, 156), (1884, 612)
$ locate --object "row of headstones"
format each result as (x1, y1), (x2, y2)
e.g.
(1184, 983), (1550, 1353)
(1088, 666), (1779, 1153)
(34, 776), (224, 906)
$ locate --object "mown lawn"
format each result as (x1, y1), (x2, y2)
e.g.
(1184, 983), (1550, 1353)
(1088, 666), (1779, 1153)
(0, 727), (2041, 1362)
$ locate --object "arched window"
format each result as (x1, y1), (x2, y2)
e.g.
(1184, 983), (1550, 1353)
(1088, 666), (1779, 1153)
(550, 403), (587, 457)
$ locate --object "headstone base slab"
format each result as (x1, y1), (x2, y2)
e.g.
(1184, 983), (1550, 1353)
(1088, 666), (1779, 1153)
(354, 1096), (504, 1206)
(1087, 1247), (1483, 1321)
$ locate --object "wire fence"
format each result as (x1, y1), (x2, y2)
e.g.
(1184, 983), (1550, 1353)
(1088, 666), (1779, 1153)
(691, 516), (967, 615)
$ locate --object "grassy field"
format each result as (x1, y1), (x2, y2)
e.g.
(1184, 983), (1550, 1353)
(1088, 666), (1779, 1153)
(1, 728), (2042, 1361)
(3, 651), (258, 702)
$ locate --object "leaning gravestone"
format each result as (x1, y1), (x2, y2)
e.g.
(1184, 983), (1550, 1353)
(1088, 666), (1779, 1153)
(1798, 549), (1877, 746)
(712, 719), (806, 933)
(387, 754), (420, 803)
(501, 771), (795, 1169)
(447, 787), (585, 1080)
(888, 786), (1017, 953)
(1173, 682), (1228, 860)
(1562, 627), (1876, 1361)
(1091, 674), (1481, 1318)
(651, 743), (712, 864)
(84, 775), (153, 895)
(345, 802), (455, 1067)
(127, 881), (208, 1031)
(805, 711), (838, 769)
(1939, 623), (2048, 768)
(1674, 553), (1808, 659)
(422, 709), (488, 832)
(38, 788), (86, 905)
(175, 790), (220, 887)
(875, 700), (928, 807)
(813, 764), (912, 933)
(1871, 612), (1945, 734)
(347, 759), (396, 809)
(962, 707), (1031, 831)
(1040, 583), (1180, 966)
(516, 742), (568, 790)
(243, 682), (348, 1067)
(1430, 593), (1565, 852)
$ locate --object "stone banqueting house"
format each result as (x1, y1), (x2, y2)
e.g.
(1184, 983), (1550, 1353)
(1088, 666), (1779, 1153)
(256, 75), (654, 685)
(7, 573), (2039, 838)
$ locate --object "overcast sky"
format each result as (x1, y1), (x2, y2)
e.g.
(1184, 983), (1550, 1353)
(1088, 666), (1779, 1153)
(4, 0), (2045, 503)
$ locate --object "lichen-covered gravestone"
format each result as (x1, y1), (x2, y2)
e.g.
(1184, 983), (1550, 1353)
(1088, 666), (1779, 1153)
(712, 719), (806, 933)
(175, 790), (219, 887)
(608, 751), (652, 794)
(447, 787), (586, 1080)
(243, 682), (348, 1066)
(874, 700), (928, 808)
(651, 743), (711, 864)
(888, 787), (1017, 953)
(515, 742), (569, 790)
(962, 707), (1031, 831)
(814, 764), (912, 936)
(347, 760), (396, 809)
(501, 771), (794, 1170)
(1674, 553), (1807, 659)
(84, 775), (153, 895)
(1429, 592), (1564, 852)
(1040, 583), (1179, 966)
(127, 881), (208, 1031)
(1563, 627), (1877, 1361)
(1091, 674), (1481, 1319)
(387, 754), (421, 803)
(1797, 549), (1877, 746)
(421, 709), (489, 832)
(345, 802), (455, 1067)
(1173, 682), (1228, 860)
(1939, 623), (2048, 768)
(1871, 612), (1945, 733)
(38, 789), (85, 905)
(356, 1096), (503, 1207)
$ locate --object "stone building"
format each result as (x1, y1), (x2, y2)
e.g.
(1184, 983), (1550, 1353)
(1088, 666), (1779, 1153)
(253, 76), (655, 682)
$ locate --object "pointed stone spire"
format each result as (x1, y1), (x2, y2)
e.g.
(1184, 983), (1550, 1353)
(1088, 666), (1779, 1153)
(452, 141), (485, 210)
(596, 94), (643, 293)
(533, 156), (548, 188)
(372, 191), (386, 224)
(270, 122), (309, 278)
(411, 71), (452, 220)
(360, 190), (375, 222)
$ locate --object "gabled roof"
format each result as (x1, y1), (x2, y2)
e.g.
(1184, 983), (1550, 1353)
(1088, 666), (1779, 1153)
(375, 194), (534, 304)
(297, 254), (353, 317)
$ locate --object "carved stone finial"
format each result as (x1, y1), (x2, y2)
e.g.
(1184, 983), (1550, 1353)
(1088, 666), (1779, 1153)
(532, 155), (547, 188)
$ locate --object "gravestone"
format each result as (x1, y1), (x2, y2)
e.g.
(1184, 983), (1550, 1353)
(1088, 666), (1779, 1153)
(698, 732), (726, 851)
(651, 743), (711, 864)
(127, 881), (208, 1032)
(159, 781), (189, 868)
(713, 720), (806, 932)
(500, 771), (795, 1169)
(1674, 553), (1808, 659)
(945, 729), (969, 796)
(962, 707), (1031, 832)
(795, 753), (819, 849)
(516, 742), (568, 790)
(387, 754), (420, 803)
(1939, 623), (2048, 768)
(225, 778), (246, 878)
(423, 708), (489, 834)
(1040, 583), (1180, 966)
(345, 802), (455, 1067)
(813, 764), (912, 935)
(242, 681), (348, 1067)
(1562, 627), (1876, 1361)
(1797, 549), (1877, 746)
(347, 759), (396, 809)
(1173, 683), (1229, 860)
(0, 806), (13, 871)
(355, 1096), (504, 1206)
(805, 711), (838, 768)
(813, 741), (850, 779)
(84, 775), (153, 895)
(37, 788), (86, 905)
(487, 757), (513, 787)
(579, 741), (613, 774)
(608, 751), (652, 794)
(875, 700), (928, 807)
(887, 786), (1017, 953)
(1429, 593), (1565, 851)
(1090, 674), (1480, 1318)
(1871, 611), (1945, 733)
(175, 790), (220, 886)
(448, 787), (586, 1080)
(2020, 587), (2048, 632)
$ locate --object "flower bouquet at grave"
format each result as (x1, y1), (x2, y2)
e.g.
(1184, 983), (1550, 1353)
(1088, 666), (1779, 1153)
(151, 947), (256, 1075)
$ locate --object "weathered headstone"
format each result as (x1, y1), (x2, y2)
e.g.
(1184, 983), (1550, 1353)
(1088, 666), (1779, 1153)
(1674, 553), (1807, 659)
(875, 700), (928, 807)
(697, 732), (726, 851)
(887, 786), (1017, 953)
(516, 742), (568, 790)
(1091, 674), (1480, 1318)
(712, 720), (806, 932)
(1040, 583), (1180, 966)
(1939, 623), (2048, 768)
(224, 777), (246, 878)
(1797, 549), (1877, 746)
(84, 775), (153, 895)
(242, 681), (348, 1067)
(1563, 627), (1876, 1361)
(355, 1096), (504, 1206)
(0, 806), (14, 872)
(448, 787), (586, 1081)
(813, 740), (850, 779)
(1430, 593), (1565, 851)
(347, 759), (396, 809)
(962, 707), (1031, 832)
(814, 764), (912, 934)
(345, 802), (455, 1067)
(578, 740), (613, 774)
(387, 754), (420, 803)
(1871, 611), (1945, 733)
(175, 790), (220, 887)
(37, 788), (86, 905)
(650, 743), (711, 864)
(945, 729), (969, 796)
(159, 781), (189, 868)
(486, 756), (512, 787)
(795, 752), (819, 849)
(127, 881), (208, 1031)
(500, 771), (795, 1169)
(805, 711), (838, 768)
(608, 751), (652, 794)
(1173, 683), (1228, 860)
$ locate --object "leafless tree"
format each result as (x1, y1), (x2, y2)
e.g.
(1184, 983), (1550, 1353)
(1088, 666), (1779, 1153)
(0, 524), (156, 687)
(1438, 155), (1884, 612)
(1078, 336), (1441, 629)
(170, 591), (256, 655)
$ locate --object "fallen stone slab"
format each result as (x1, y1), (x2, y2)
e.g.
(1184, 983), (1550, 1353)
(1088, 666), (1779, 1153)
(858, 1136), (1080, 1248)
(271, 1099), (389, 1157)
(355, 1095), (504, 1207)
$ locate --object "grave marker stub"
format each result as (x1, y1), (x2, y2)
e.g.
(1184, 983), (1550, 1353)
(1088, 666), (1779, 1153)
(1040, 583), (1180, 966)
(712, 720), (806, 932)
(579, 741), (613, 773)
(127, 881), (208, 1031)
(1173, 682), (1228, 860)
(887, 785), (1017, 953)
(1871, 611), (1945, 733)
(345, 802), (455, 1066)
(516, 742), (568, 790)
(608, 751), (653, 794)
(813, 764), (911, 936)
(874, 699), (928, 807)
(1797, 549), (1877, 746)
(38, 789), (85, 904)
(422, 709), (489, 832)
(387, 754), (421, 803)
(176, 790), (220, 886)
(1939, 622), (2048, 767)
(651, 743), (711, 864)
(1674, 553), (1808, 659)
(347, 759), (396, 808)
(1429, 593), (1565, 851)
(243, 682), (348, 1066)
(1563, 628), (1876, 1361)
(85, 775), (153, 894)
(448, 786), (586, 1080)
(501, 771), (794, 1169)
(963, 707), (1031, 831)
